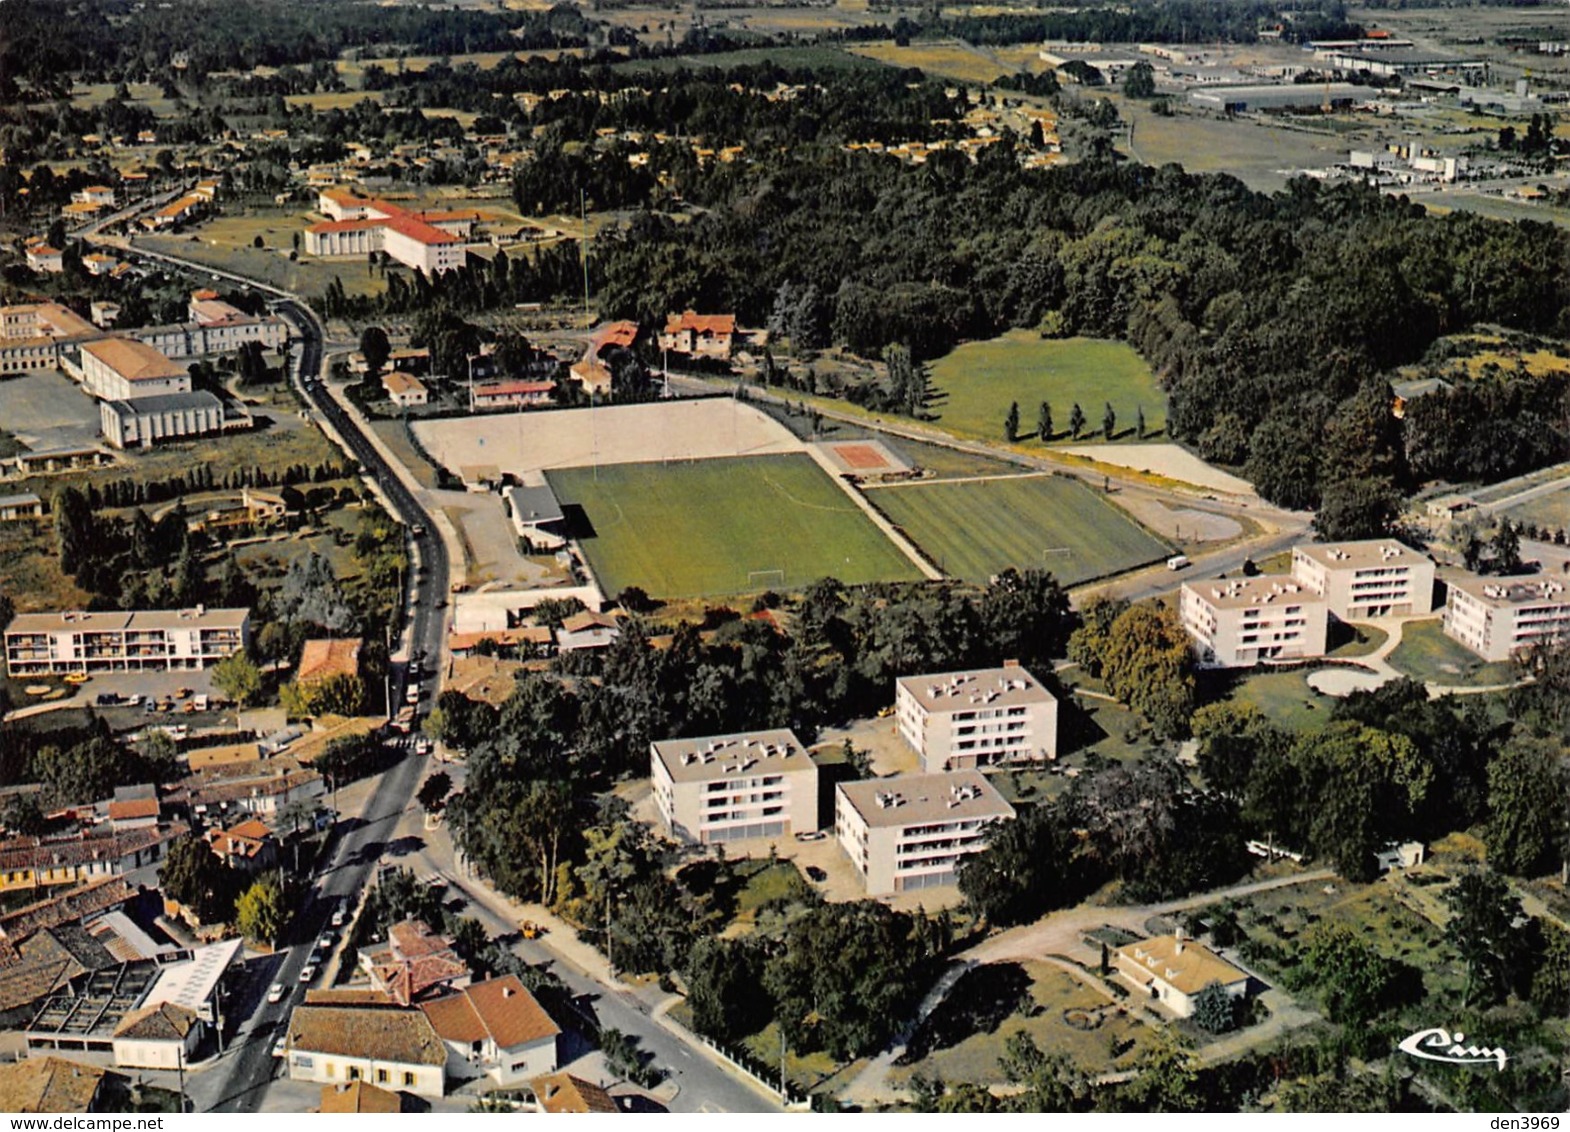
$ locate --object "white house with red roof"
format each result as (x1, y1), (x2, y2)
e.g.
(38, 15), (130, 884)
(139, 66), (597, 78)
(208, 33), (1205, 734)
(306, 189), (475, 274)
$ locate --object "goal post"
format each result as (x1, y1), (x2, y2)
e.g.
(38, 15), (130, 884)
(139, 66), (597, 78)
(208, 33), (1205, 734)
(1041, 548), (1073, 566)
(748, 568), (786, 590)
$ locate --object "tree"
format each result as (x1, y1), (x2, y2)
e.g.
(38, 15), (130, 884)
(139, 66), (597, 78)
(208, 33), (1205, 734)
(1313, 476), (1401, 541)
(160, 834), (238, 925)
(1102, 401), (1116, 439)
(1191, 701), (1285, 798)
(1005, 401), (1020, 442)
(1000, 1032), (1086, 1112)
(1099, 603), (1195, 739)
(1037, 400), (1052, 442)
(3, 794), (46, 837)
(1191, 981), (1238, 1034)
(281, 672), (365, 718)
(358, 325), (391, 379)
(683, 935), (771, 1044)
(1066, 595), (1128, 679)
(1136, 404), (1146, 439)
(1300, 922), (1407, 1026)
(1445, 870), (1529, 1006)
(1122, 60), (1156, 98)
(53, 486), (94, 577)
(1115, 1034), (1202, 1112)
(1068, 402), (1086, 440)
(1490, 519), (1522, 575)
(417, 771), (452, 816)
(211, 652), (263, 708)
(235, 875), (285, 946)
(1485, 737), (1569, 877)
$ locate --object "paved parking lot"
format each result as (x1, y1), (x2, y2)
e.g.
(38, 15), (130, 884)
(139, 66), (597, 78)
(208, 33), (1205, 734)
(0, 369), (102, 450)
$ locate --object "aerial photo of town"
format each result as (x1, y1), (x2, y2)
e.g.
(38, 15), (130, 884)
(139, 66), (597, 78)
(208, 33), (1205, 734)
(0, 0), (1566, 1117)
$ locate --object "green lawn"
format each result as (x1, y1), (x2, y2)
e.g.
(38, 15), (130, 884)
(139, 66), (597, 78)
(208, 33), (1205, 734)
(1225, 669), (1334, 731)
(927, 332), (1166, 445)
(867, 474), (1169, 585)
(611, 45), (880, 74)
(1386, 619), (1518, 687)
(547, 454), (922, 599)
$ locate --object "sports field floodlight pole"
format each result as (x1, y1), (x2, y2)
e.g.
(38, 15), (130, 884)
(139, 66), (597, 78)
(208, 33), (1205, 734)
(467, 352), (474, 414)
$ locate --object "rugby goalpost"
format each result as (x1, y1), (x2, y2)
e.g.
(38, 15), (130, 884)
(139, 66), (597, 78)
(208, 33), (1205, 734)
(748, 568), (786, 590)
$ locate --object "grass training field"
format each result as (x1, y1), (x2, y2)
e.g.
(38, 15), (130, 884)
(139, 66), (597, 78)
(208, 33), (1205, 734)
(928, 332), (1166, 445)
(867, 473), (1170, 585)
(547, 454), (922, 599)
(847, 40), (1013, 84)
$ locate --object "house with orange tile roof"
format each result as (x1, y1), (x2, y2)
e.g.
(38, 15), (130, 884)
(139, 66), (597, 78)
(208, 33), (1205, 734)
(1114, 932), (1250, 1018)
(283, 1002), (447, 1097)
(79, 338), (190, 402)
(358, 919), (471, 1006)
(318, 1080), (405, 1113)
(204, 818), (278, 873)
(306, 188), (473, 274)
(532, 1072), (620, 1113)
(658, 311), (735, 360)
(420, 975), (560, 1087)
(296, 639), (362, 687)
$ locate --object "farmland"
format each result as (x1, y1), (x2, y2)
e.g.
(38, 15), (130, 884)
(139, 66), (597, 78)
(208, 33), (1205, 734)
(847, 40), (1013, 85)
(547, 454), (922, 599)
(928, 332), (1166, 445)
(866, 473), (1170, 586)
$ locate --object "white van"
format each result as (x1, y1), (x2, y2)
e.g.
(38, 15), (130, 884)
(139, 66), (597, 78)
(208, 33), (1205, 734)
(1166, 555), (1191, 571)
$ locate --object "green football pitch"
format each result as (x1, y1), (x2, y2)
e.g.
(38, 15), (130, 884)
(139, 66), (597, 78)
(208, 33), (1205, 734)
(867, 474), (1170, 585)
(547, 454), (924, 599)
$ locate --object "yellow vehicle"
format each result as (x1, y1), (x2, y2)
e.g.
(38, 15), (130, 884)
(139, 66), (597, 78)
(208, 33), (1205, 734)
(519, 921), (546, 940)
(63, 672), (90, 686)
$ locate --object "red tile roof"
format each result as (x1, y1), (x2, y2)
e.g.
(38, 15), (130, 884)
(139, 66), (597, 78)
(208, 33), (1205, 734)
(533, 1073), (619, 1114)
(296, 638), (361, 684)
(107, 799), (159, 822)
(663, 310), (735, 336)
(420, 976), (559, 1050)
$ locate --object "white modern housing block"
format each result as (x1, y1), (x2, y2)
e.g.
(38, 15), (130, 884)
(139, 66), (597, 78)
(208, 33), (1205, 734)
(650, 729), (819, 845)
(894, 664), (1057, 773)
(1180, 575), (1328, 668)
(835, 770), (1014, 896)
(1444, 573), (1570, 662)
(1291, 539), (1435, 621)
(5, 608), (251, 676)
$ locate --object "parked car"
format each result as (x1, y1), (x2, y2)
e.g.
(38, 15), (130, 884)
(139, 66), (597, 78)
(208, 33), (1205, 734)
(267, 982), (286, 1004)
(795, 831), (826, 843)
(272, 1037), (287, 1058)
(298, 963), (317, 984)
(805, 866), (828, 883)
(330, 904), (348, 929)
(63, 672), (90, 686)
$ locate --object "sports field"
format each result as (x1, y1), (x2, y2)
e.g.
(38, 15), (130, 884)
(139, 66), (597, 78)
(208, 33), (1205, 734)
(867, 474), (1170, 585)
(929, 332), (1166, 444)
(547, 454), (923, 598)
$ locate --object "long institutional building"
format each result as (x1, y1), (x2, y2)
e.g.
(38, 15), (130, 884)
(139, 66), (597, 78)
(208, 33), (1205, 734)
(895, 664), (1057, 772)
(4, 608), (251, 676)
(835, 770), (1014, 896)
(650, 730), (819, 844)
(1182, 537), (1435, 668)
(1444, 574), (1570, 662)
(306, 189), (475, 274)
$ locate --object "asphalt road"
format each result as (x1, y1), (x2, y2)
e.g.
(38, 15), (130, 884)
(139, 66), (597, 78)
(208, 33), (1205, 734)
(83, 263), (457, 1111)
(437, 865), (783, 1114)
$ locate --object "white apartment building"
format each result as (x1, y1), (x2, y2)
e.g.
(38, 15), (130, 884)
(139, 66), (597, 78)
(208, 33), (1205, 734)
(650, 729), (819, 845)
(1444, 573), (1570, 662)
(894, 664), (1057, 773)
(1291, 538), (1435, 621)
(80, 338), (191, 402)
(306, 189), (474, 273)
(1179, 575), (1328, 668)
(5, 608), (251, 676)
(835, 770), (1014, 896)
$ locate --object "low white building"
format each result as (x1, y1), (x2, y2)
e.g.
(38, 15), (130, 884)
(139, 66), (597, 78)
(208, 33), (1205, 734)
(1444, 573), (1570, 662)
(1179, 575), (1328, 668)
(420, 976), (560, 1088)
(651, 729), (819, 845)
(894, 664), (1057, 773)
(1114, 933), (1249, 1019)
(835, 770), (1014, 896)
(284, 1004), (447, 1098)
(382, 371), (428, 408)
(99, 390), (229, 449)
(1291, 539), (1435, 621)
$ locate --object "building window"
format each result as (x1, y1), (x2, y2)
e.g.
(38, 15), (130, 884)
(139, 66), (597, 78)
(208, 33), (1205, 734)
(377, 1069), (389, 1084)
(403, 1072), (416, 1087)
(349, 1067), (361, 1081)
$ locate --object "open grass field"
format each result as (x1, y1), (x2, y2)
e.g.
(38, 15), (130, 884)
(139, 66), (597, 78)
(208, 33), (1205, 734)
(547, 453), (923, 598)
(928, 331), (1166, 445)
(1503, 485), (1570, 534)
(887, 961), (1154, 1087)
(867, 473), (1169, 586)
(847, 40), (1014, 84)
(1114, 97), (1350, 193)
(1386, 618), (1518, 687)
(284, 90), (385, 112)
